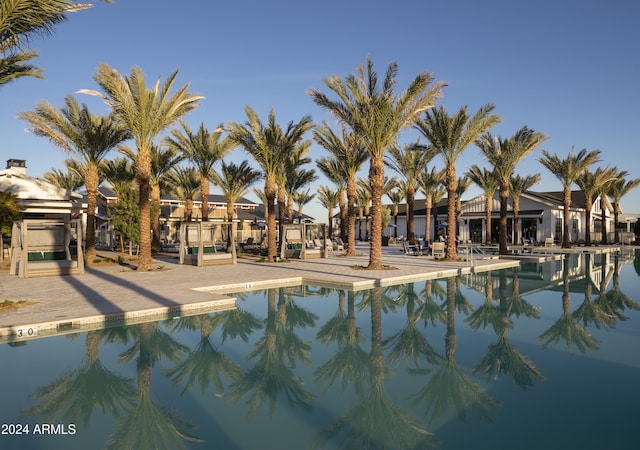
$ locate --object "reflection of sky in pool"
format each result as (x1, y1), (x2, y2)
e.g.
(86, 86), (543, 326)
(1, 251), (639, 449)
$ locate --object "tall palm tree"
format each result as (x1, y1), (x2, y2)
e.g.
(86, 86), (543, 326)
(215, 160), (262, 225)
(538, 146), (600, 248)
(386, 143), (434, 244)
(166, 166), (200, 222)
(227, 106), (313, 262)
(477, 127), (548, 254)
(0, 0), (96, 87)
(419, 166), (445, 245)
(465, 165), (498, 244)
(79, 63), (203, 271)
(415, 104), (501, 259)
(314, 122), (368, 256)
(164, 121), (234, 222)
(510, 173), (541, 244)
(576, 166), (619, 246)
(607, 175), (640, 243)
(309, 58), (444, 269)
(316, 185), (339, 239)
(18, 95), (130, 265)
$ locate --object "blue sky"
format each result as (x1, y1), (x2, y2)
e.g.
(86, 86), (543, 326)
(1, 0), (639, 221)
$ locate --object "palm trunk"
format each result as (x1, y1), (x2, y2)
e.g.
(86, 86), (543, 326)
(584, 197), (593, 246)
(367, 156), (384, 269)
(265, 175), (278, 262)
(137, 149), (153, 271)
(85, 165), (99, 266)
(339, 188), (347, 243)
(151, 183), (161, 252)
(201, 177), (210, 222)
(446, 167), (457, 260)
(499, 184), (509, 255)
(277, 183), (286, 254)
(287, 194), (295, 224)
(563, 187), (571, 248)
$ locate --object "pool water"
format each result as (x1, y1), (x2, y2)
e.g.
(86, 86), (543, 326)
(1, 251), (639, 449)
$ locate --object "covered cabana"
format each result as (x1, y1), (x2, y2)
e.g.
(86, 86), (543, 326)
(179, 221), (236, 266)
(10, 219), (84, 278)
(280, 223), (329, 259)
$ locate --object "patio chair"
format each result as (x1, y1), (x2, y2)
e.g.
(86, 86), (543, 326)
(431, 242), (445, 259)
(402, 240), (420, 256)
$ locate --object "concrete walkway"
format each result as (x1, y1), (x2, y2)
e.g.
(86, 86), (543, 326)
(0, 243), (521, 341)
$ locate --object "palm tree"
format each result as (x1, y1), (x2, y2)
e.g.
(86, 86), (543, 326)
(120, 143), (184, 251)
(166, 166), (200, 222)
(0, 0), (95, 87)
(576, 166), (620, 245)
(309, 58), (444, 269)
(286, 166), (316, 224)
(477, 127), (548, 254)
(215, 160), (262, 224)
(164, 121), (234, 222)
(43, 165), (84, 192)
(314, 122), (368, 256)
(294, 188), (315, 222)
(419, 166), (445, 245)
(227, 106), (313, 262)
(101, 156), (136, 198)
(316, 185), (339, 238)
(465, 165), (498, 244)
(79, 63), (203, 271)
(415, 104), (501, 259)
(607, 175), (640, 243)
(538, 147), (601, 248)
(18, 95), (130, 265)
(386, 143), (433, 243)
(510, 173), (541, 244)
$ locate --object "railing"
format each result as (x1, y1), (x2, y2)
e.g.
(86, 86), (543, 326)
(459, 245), (486, 265)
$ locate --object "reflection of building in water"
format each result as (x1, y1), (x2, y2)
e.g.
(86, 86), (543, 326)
(462, 252), (617, 298)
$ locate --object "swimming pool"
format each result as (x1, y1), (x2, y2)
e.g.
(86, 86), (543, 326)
(1, 251), (638, 449)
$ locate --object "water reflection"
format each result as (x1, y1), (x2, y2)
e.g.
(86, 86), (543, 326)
(314, 287), (437, 449)
(6, 252), (638, 449)
(228, 288), (317, 418)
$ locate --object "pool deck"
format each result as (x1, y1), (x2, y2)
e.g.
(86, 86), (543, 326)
(0, 242), (624, 341)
